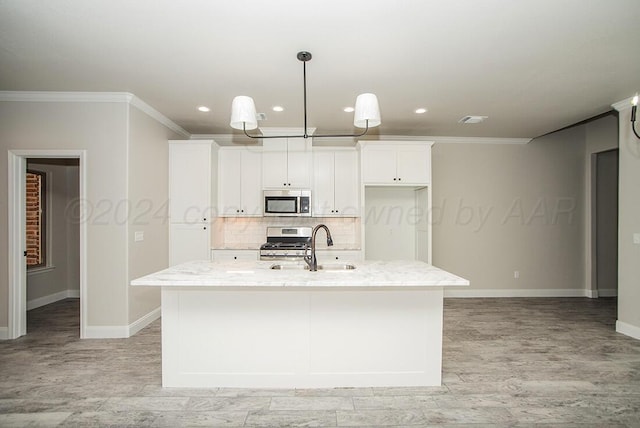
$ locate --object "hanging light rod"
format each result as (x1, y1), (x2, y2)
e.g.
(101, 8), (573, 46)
(230, 51), (381, 139)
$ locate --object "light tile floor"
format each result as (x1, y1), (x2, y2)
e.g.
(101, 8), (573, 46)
(0, 297), (638, 427)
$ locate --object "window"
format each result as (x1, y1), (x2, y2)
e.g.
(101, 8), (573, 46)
(26, 170), (46, 268)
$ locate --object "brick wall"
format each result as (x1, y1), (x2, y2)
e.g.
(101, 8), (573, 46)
(26, 171), (43, 266)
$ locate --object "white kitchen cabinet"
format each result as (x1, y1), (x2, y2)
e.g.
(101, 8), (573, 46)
(169, 141), (214, 223)
(313, 148), (359, 217)
(169, 140), (217, 266)
(315, 249), (363, 262)
(360, 142), (432, 185)
(262, 138), (312, 188)
(170, 223), (210, 265)
(218, 147), (262, 216)
(211, 249), (259, 262)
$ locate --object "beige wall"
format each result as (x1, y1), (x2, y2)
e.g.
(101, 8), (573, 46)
(616, 104), (640, 337)
(127, 105), (179, 324)
(432, 126), (587, 295)
(25, 161), (80, 303)
(1, 98), (181, 335)
(0, 101), (129, 330)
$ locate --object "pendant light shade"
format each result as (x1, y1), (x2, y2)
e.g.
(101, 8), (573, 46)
(353, 93), (381, 128)
(230, 96), (258, 130)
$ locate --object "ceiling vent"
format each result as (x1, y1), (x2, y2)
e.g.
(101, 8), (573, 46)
(458, 115), (488, 124)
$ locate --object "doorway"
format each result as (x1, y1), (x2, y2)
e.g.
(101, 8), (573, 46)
(594, 149), (619, 297)
(7, 150), (87, 339)
(25, 158), (80, 331)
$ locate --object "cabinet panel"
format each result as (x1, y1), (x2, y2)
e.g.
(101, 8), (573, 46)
(312, 151), (335, 216)
(397, 146), (430, 185)
(169, 143), (212, 222)
(315, 250), (363, 262)
(170, 223), (210, 266)
(262, 138), (312, 188)
(333, 150), (359, 216)
(286, 137), (312, 188)
(218, 149), (242, 215)
(262, 139), (289, 188)
(361, 143), (431, 186)
(361, 147), (397, 184)
(211, 250), (258, 262)
(240, 149), (263, 216)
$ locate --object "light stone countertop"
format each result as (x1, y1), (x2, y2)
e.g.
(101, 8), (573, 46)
(131, 260), (470, 288)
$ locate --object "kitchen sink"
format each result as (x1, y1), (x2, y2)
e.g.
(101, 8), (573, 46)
(270, 263), (356, 271)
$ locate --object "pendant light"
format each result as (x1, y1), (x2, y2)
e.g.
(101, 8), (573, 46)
(230, 51), (381, 139)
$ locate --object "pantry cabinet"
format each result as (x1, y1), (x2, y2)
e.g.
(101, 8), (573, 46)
(169, 141), (214, 223)
(169, 140), (216, 265)
(218, 147), (262, 216)
(262, 138), (312, 188)
(313, 148), (359, 217)
(360, 142), (432, 185)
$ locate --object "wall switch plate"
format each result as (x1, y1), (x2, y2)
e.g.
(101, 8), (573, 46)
(134, 231), (144, 242)
(514, 270), (520, 279)
(634, 233), (640, 245)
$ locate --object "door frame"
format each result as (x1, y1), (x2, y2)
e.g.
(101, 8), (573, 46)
(7, 149), (88, 339)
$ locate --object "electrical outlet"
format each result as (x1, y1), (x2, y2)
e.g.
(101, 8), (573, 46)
(634, 233), (640, 245)
(514, 270), (520, 279)
(134, 231), (144, 242)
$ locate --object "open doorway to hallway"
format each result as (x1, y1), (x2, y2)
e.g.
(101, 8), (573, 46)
(25, 158), (80, 334)
(594, 149), (619, 297)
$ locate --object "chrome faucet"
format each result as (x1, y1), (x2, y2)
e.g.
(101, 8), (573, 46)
(304, 224), (333, 271)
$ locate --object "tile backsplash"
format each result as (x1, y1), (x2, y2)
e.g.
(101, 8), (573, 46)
(212, 217), (360, 250)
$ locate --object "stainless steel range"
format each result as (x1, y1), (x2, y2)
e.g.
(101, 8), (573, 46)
(259, 227), (311, 261)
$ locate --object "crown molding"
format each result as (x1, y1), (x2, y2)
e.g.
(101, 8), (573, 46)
(0, 91), (190, 138)
(0, 91), (134, 103)
(191, 133), (532, 146)
(128, 96), (190, 138)
(612, 96), (635, 112)
(426, 136), (532, 145)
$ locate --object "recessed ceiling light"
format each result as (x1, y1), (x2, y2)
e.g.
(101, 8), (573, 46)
(343, 107), (355, 113)
(415, 108), (427, 114)
(197, 106), (210, 112)
(272, 106), (284, 112)
(458, 115), (488, 124)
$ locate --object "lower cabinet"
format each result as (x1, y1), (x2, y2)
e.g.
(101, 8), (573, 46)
(211, 249), (259, 262)
(170, 223), (210, 266)
(315, 250), (363, 262)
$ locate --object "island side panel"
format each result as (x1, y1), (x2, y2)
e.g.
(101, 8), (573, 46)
(161, 286), (443, 388)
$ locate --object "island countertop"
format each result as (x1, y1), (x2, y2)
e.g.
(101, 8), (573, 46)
(131, 259), (469, 288)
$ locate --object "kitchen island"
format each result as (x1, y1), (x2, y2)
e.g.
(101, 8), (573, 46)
(131, 260), (469, 388)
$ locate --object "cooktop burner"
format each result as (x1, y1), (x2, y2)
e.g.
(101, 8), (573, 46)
(260, 227), (312, 260)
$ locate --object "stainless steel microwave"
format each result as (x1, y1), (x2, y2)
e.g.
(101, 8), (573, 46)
(263, 189), (311, 217)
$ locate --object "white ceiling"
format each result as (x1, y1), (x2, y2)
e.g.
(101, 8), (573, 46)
(1, 0), (639, 140)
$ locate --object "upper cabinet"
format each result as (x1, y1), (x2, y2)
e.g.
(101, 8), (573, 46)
(262, 138), (312, 188)
(169, 141), (214, 223)
(359, 141), (433, 185)
(313, 148), (359, 217)
(218, 147), (262, 216)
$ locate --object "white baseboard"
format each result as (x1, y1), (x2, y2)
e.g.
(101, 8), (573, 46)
(616, 320), (640, 340)
(444, 288), (589, 298)
(129, 306), (161, 336)
(27, 289), (80, 310)
(0, 327), (8, 340)
(83, 306), (160, 339)
(598, 288), (618, 297)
